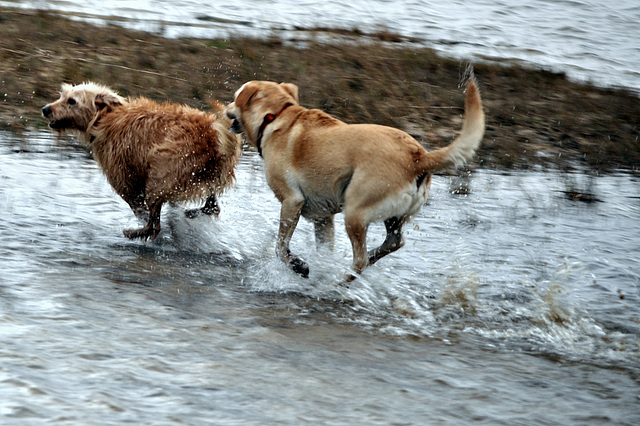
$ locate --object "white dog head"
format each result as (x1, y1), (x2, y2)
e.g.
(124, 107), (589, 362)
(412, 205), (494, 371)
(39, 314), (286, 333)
(42, 82), (126, 138)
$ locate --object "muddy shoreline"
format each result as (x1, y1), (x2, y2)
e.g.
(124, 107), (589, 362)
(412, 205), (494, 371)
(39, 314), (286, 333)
(1, 8), (638, 172)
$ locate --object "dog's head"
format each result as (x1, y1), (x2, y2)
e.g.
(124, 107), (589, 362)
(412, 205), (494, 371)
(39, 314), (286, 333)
(225, 81), (299, 145)
(42, 82), (126, 135)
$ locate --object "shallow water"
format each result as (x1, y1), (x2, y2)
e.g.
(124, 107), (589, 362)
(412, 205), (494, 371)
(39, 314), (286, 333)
(1, 131), (639, 424)
(4, 0), (640, 92)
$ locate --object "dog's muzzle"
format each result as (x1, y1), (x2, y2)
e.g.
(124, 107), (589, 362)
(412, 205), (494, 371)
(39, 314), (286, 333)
(42, 105), (61, 129)
(47, 119), (72, 130)
(230, 118), (243, 134)
(226, 110), (243, 134)
(42, 106), (71, 129)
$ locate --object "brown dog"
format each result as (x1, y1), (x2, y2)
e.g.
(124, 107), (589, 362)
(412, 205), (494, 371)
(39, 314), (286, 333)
(226, 77), (484, 280)
(43, 82), (241, 240)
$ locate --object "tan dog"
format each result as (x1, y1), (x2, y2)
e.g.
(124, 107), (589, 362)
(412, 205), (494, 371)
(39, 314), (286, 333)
(43, 82), (241, 240)
(226, 77), (484, 280)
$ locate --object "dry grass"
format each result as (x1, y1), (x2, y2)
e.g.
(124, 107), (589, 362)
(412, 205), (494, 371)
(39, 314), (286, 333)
(1, 8), (639, 172)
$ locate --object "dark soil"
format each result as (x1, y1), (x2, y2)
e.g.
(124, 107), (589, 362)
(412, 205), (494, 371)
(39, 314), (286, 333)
(1, 8), (639, 172)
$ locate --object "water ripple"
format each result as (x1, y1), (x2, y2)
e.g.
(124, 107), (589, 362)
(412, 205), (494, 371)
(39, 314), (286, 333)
(1, 129), (639, 423)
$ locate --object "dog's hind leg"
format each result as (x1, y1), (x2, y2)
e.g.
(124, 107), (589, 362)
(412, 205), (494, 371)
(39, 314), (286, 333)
(277, 196), (309, 278)
(368, 216), (405, 265)
(313, 216), (335, 251)
(185, 195), (220, 219)
(344, 212), (369, 281)
(201, 195), (220, 215)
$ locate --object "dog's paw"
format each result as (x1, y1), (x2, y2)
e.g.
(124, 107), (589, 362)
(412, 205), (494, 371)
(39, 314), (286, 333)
(201, 203), (220, 216)
(289, 257), (310, 279)
(123, 226), (156, 241)
(184, 208), (202, 219)
(342, 273), (358, 285)
(185, 204), (220, 219)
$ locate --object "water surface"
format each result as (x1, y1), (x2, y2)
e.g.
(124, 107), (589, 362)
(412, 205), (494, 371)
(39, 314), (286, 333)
(1, 132), (639, 424)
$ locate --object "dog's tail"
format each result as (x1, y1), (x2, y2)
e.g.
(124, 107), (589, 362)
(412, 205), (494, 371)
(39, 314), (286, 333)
(210, 99), (242, 171)
(210, 99), (229, 121)
(418, 75), (485, 173)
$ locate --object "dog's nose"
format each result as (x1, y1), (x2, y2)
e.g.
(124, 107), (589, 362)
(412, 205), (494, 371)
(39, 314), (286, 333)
(230, 118), (243, 134)
(226, 110), (236, 120)
(42, 106), (52, 118)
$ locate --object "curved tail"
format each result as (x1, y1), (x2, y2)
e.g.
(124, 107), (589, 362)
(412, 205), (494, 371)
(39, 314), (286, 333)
(210, 99), (231, 122)
(210, 98), (242, 165)
(419, 78), (485, 172)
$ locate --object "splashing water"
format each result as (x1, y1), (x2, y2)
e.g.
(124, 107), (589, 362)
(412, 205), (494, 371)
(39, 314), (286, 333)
(1, 132), (639, 423)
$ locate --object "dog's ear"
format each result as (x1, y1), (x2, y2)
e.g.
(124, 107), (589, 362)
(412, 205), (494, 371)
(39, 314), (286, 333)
(235, 84), (260, 109)
(280, 83), (299, 103)
(95, 92), (123, 112)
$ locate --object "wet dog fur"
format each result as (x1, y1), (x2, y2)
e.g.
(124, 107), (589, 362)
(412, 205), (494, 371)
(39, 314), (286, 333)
(43, 82), (241, 240)
(226, 76), (484, 281)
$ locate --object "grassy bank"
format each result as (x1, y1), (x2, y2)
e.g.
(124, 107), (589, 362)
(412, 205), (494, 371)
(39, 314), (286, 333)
(1, 8), (639, 172)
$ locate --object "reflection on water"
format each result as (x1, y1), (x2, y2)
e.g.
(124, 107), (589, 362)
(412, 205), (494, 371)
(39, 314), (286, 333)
(1, 131), (639, 424)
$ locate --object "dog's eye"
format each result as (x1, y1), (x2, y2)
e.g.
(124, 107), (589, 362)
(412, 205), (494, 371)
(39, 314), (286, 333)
(68, 98), (76, 105)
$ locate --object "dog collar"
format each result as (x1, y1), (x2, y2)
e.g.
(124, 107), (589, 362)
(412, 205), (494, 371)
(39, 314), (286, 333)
(256, 103), (292, 157)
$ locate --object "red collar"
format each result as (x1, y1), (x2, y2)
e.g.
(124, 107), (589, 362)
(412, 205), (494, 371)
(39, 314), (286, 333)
(256, 103), (292, 157)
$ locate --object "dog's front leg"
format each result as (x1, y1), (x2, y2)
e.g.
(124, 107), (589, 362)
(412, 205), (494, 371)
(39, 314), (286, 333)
(277, 197), (309, 278)
(122, 193), (149, 222)
(123, 200), (162, 241)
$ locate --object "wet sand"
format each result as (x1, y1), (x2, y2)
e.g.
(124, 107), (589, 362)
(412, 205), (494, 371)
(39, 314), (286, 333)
(1, 8), (639, 172)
